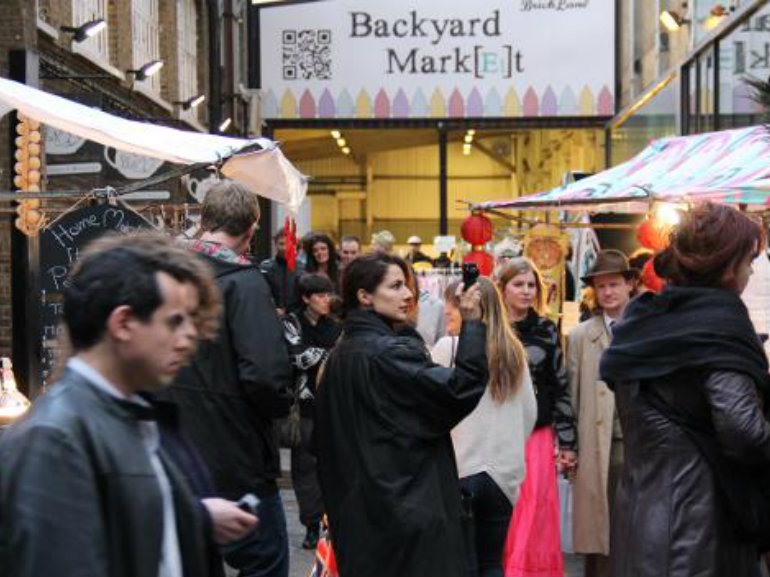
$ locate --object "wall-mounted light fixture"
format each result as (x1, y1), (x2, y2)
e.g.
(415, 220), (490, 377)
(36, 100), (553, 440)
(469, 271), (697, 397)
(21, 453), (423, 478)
(218, 117), (233, 132)
(127, 60), (164, 82)
(174, 94), (206, 110)
(705, 4), (730, 29)
(660, 9), (690, 32)
(60, 19), (107, 43)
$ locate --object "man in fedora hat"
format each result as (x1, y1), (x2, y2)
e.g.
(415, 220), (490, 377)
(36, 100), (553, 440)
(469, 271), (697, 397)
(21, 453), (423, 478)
(566, 249), (638, 577)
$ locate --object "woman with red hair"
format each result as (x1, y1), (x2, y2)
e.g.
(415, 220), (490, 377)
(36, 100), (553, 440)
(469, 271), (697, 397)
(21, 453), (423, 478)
(601, 203), (770, 576)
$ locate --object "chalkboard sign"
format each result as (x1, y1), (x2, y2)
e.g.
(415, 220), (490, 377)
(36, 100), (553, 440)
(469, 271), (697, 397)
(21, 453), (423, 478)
(39, 203), (152, 388)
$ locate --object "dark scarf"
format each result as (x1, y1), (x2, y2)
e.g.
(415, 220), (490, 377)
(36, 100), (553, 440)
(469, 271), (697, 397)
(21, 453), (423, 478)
(600, 286), (770, 395)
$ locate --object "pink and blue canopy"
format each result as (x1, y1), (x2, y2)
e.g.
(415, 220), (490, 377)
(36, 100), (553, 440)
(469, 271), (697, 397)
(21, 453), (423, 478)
(475, 125), (770, 213)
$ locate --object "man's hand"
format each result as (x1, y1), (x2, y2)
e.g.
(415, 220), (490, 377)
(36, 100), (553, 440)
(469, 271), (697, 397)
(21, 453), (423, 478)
(202, 498), (258, 544)
(558, 449), (578, 480)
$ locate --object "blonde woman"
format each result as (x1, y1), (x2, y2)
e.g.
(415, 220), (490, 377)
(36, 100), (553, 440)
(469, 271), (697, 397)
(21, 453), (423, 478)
(498, 257), (577, 577)
(432, 277), (537, 577)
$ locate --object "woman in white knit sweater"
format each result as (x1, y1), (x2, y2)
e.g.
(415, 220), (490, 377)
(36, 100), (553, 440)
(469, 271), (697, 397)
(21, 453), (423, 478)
(433, 277), (537, 577)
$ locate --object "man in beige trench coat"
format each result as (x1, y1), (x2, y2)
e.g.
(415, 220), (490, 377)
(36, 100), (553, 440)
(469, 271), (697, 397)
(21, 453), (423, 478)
(567, 250), (637, 577)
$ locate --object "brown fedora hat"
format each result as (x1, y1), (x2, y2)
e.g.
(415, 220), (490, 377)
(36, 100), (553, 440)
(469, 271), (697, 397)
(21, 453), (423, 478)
(581, 249), (640, 285)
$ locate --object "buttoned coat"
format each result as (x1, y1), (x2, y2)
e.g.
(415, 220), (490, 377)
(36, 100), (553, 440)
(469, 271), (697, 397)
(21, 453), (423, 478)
(567, 315), (616, 555)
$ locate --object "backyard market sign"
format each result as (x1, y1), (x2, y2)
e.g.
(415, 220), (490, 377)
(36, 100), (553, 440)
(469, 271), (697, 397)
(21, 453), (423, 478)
(259, 0), (615, 120)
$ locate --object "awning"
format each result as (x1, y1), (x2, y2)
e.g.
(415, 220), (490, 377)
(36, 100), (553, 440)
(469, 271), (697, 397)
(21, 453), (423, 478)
(475, 125), (770, 213)
(0, 78), (307, 212)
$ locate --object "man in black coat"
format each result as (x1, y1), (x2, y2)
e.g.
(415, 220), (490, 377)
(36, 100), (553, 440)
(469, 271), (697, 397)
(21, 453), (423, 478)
(261, 229), (302, 315)
(166, 181), (293, 577)
(0, 232), (246, 577)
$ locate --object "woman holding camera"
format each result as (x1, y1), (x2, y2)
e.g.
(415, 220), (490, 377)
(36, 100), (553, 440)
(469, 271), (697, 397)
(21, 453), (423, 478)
(315, 253), (488, 577)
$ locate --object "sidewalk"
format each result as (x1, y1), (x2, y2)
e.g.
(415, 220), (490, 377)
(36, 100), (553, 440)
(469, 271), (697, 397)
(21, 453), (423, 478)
(279, 449), (585, 577)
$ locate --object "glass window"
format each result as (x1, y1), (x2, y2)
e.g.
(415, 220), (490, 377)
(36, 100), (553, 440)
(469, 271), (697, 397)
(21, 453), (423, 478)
(699, 49), (716, 132)
(717, 5), (770, 129)
(610, 77), (679, 165)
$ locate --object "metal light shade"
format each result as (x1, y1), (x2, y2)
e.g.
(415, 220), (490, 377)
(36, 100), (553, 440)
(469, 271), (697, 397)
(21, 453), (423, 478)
(131, 60), (164, 81)
(0, 388), (30, 426)
(61, 19), (107, 43)
(0, 359), (30, 427)
(660, 10), (685, 32)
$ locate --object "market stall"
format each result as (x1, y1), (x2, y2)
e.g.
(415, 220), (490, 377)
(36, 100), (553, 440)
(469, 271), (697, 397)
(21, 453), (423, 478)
(0, 78), (309, 393)
(470, 124), (770, 333)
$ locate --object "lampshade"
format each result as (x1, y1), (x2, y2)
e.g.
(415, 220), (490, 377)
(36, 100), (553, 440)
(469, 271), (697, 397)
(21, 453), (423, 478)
(0, 358), (30, 427)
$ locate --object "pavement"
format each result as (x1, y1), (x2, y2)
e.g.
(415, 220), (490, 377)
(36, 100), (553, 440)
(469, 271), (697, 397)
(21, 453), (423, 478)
(228, 450), (585, 577)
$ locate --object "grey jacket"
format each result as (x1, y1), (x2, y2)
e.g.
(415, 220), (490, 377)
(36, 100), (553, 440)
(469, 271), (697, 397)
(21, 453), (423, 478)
(0, 369), (208, 577)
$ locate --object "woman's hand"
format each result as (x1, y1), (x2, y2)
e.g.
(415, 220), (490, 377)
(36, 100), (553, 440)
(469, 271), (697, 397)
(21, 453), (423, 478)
(202, 497), (259, 545)
(558, 449), (578, 479)
(458, 283), (483, 322)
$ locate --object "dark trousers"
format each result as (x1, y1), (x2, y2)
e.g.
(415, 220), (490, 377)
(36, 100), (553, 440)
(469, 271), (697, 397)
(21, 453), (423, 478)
(460, 472), (513, 577)
(291, 416), (323, 527)
(222, 491), (289, 577)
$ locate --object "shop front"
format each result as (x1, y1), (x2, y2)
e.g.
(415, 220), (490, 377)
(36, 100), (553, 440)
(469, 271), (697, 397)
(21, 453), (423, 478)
(255, 0), (617, 254)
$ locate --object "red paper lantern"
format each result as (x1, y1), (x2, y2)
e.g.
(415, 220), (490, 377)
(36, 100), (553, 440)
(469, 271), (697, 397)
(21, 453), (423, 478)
(464, 250), (495, 277)
(461, 212), (493, 246)
(636, 219), (669, 252)
(641, 259), (665, 293)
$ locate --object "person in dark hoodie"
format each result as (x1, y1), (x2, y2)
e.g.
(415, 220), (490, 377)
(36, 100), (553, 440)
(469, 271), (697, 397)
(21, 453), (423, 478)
(165, 181), (293, 577)
(315, 253), (488, 577)
(601, 202), (770, 577)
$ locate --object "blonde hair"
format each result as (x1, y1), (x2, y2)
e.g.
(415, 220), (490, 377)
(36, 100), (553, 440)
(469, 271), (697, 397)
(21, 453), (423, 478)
(497, 257), (547, 316)
(477, 277), (527, 403)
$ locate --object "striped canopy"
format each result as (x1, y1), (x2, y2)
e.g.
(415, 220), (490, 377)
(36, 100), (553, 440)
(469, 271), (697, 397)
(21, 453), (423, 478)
(475, 125), (770, 213)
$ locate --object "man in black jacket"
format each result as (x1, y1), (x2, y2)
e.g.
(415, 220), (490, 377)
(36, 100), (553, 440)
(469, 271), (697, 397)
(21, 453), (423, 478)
(166, 180), (293, 577)
(0, 232), (255, 577)
(261, 229), (302, 315)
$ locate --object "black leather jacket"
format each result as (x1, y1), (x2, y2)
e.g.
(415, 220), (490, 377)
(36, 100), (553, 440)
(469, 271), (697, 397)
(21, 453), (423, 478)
(0, 369), (209, 577)
(611, 369), (770, 577)
(315, 310), (488, 577)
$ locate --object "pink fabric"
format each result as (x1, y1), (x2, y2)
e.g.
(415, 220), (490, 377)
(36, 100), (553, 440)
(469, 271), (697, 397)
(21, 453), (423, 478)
(503, 427), (564, 577)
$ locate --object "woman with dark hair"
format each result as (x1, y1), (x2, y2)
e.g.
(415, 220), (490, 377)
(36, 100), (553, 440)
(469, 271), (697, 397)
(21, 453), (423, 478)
(304, 234), (341, 292)
(315, 253), (488, 577)
(280, 273), (341, 550)
(497, 257), (577, 577)
(601, 203), (770, 576)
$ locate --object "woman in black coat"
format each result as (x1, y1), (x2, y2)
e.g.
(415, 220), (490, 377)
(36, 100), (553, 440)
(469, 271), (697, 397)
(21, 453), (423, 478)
(315, 253), (488, 577)
(601, 202), (770, 577)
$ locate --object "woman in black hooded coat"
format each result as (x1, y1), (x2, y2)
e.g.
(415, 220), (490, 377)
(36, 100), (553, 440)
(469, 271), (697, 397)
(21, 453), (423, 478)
(315, 253), (488, 577)
(600, 203), (770, 577)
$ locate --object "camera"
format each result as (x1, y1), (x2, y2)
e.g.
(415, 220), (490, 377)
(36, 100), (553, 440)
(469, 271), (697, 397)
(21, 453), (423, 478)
(462, 262), (480, 292)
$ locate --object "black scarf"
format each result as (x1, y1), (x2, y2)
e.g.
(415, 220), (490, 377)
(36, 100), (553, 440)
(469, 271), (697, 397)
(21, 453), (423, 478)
(600, 286), (770, 395)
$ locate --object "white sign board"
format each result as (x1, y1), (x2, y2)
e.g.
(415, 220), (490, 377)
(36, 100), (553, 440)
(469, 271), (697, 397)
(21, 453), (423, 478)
(259, 0), (615, 120)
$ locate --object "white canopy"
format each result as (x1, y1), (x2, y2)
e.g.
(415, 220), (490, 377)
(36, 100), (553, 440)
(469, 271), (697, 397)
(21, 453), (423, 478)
(0, 77), (307, 212)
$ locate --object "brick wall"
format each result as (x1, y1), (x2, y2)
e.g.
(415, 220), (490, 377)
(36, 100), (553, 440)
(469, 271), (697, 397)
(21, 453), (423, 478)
(0, 0), (38, 358)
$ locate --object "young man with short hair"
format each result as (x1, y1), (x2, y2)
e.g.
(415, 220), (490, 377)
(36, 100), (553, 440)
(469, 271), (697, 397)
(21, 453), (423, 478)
(0, 232), (232, 577)
(567, 249), (637, 577)
(168, 180), (293, 577)
(339, 235), (361, 268)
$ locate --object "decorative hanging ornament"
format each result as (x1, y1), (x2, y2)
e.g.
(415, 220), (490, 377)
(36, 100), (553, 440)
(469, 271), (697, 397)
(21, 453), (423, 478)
(464, 250), (495, 276)
(461, 211), (493, 246)
(641, 259), (665, 293)
(636, 218), (669, 252)
(283, 216), (298, 272)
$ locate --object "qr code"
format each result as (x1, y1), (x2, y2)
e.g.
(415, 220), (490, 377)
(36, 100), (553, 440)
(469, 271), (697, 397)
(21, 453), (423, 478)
(282, 29), (332, 80)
